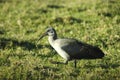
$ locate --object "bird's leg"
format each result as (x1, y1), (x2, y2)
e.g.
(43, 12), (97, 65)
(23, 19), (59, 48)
(74, 59), (77, 68)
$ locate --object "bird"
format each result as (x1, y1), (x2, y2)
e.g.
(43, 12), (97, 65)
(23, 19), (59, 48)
(38, 27), (105, 68)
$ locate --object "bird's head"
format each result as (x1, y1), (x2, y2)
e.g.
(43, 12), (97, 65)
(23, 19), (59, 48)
(37, 27), (57, 41)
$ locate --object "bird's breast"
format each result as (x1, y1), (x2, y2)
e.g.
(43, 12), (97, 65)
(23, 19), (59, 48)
(52, 42), (70, 60)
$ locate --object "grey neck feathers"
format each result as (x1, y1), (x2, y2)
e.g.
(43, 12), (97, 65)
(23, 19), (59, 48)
(53, 31), (57, 40)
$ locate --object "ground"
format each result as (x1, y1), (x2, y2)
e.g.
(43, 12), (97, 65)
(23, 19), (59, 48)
(0, 0), (120, 80)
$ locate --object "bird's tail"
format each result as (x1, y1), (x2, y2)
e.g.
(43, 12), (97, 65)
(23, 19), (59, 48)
(88, 46), (105, 59)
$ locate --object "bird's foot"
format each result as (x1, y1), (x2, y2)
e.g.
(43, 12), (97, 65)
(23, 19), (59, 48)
(49, 60), (64, 64)
(49, 59), (69, 65)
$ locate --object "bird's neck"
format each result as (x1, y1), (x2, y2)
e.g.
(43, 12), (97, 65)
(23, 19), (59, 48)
(48, 35), (57, 46)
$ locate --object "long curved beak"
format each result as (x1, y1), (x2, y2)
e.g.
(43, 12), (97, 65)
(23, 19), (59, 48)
(37, 32), (48, 43)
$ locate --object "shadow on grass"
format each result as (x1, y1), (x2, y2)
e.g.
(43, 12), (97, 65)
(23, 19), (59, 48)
(51, 16), (83, 24)
(47, 4), (64, 9)
(0, 37), (43, 50)
(0, 30), (4, 34)
(100, 63), (120, 69)
(49, 60), (64, 64)
(35, 8), (49, 14)
(84, 62), (120, 69)
(0, 0), (7, 3)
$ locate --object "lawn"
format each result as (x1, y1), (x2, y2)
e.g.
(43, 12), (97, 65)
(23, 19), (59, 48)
(0, 0), (120, 80)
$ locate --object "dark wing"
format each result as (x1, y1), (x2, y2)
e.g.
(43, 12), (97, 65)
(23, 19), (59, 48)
(59, 39), (104, 59)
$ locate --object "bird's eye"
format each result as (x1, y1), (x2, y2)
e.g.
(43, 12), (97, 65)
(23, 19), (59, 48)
(47, 29), (53, 33)
(50, 30), (54, 33)
(47, 30), (50, 32)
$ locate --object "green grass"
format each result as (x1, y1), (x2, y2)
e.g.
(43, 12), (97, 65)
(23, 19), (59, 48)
(0, 0), (120, 80)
